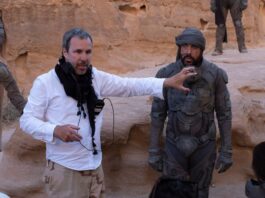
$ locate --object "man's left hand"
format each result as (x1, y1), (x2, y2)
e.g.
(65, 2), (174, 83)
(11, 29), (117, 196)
(163, 66), (197, 92)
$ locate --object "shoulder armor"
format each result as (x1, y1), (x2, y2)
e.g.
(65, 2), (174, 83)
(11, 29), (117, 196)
(218, 68), (228, 84)
(156, 62), (181, 78)
(203, 60), (228, 83)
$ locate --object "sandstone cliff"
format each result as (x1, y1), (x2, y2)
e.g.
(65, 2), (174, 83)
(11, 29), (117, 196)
(0, 0), (265, 197)
(0, 0), (264, 93)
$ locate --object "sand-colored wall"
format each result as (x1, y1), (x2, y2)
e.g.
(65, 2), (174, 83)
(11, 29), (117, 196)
(0, 0), (264, 93)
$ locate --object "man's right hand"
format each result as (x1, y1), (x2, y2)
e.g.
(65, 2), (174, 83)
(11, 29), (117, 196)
(54, 124), (82, 142)
(163, 66), (196, 92)
(148, 153), (163, 172)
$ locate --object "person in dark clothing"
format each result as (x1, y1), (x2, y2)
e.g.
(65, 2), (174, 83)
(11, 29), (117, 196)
(148, 27), (233, 198)
(211, 0), (248, 55)
(0, 14), (27, 152)
(245, 141), (265, 198)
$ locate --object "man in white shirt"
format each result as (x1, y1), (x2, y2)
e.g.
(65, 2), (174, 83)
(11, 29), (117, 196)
(20, 27), (196, 198)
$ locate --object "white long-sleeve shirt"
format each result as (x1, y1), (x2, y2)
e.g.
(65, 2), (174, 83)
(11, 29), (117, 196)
(20, 67), (165, 171)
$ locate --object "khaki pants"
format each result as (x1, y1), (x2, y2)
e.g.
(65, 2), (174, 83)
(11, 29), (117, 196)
(43, 160), (105, 198)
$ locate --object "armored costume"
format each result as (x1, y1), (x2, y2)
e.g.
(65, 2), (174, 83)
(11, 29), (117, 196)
(149, 28), (232, 198)
(211, 0), (248, 55)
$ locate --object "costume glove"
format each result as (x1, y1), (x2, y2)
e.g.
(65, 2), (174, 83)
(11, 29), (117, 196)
(240, 0), (248, 10)
(148, 151), (163, 172)
(215, 150), (233, 173)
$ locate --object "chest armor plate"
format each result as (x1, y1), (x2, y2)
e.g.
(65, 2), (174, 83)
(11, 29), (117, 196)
(166, 74), (215, 136)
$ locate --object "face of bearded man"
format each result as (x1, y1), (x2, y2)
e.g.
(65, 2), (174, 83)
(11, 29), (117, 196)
(180, 44), (203, 67)
(63, 36), (93, 75)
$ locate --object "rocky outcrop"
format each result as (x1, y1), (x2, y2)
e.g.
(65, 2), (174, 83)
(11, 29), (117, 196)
(0, 0), (264, 197)
(0, 127), (45, 198)
(0, 48), (265, 197)
(0, 0), (264, 93)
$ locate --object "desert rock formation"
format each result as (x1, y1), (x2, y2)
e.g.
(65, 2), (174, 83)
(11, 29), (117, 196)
(0, 0), (265, 197)
(0, 0), (264, 93)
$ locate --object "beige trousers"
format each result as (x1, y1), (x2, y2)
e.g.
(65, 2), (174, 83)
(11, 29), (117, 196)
(43, 160), (105, 198)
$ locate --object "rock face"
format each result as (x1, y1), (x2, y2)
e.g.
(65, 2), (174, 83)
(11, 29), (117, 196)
(0, 0), (265, 197)
(0, 0), (264, 93)
(0, 129), (45, 198)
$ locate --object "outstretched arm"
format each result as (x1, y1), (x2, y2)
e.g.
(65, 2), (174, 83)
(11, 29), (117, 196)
(163, 66), (196, 92)
(96, 66), (196, 98)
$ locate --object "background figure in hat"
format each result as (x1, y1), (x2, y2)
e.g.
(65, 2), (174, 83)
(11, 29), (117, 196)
(148, 27), (233, 198)
(211, 0), (248, 55)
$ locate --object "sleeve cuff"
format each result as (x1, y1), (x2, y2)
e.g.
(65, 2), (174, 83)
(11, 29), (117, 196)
(44, 124), (57, 144)
(154, 78), (165, 99)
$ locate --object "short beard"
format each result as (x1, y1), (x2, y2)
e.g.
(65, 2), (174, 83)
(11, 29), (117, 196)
(181, 54), (203, 67)
(177, 48), (203, 67)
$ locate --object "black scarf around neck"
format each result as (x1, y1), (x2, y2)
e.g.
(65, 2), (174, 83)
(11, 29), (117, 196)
(55, 57), (98, 155)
